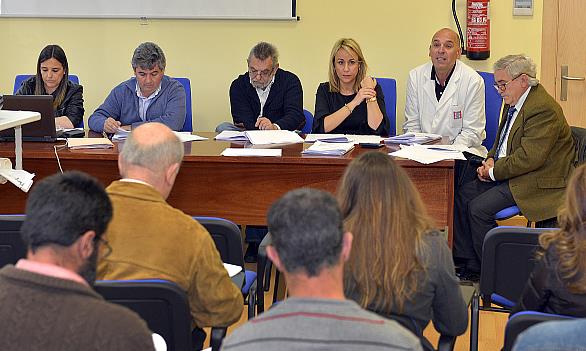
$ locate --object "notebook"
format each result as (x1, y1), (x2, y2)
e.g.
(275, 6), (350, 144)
(0, 95), (58, 142)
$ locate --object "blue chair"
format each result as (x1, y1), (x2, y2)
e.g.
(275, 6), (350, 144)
(13, 74), (83, 128)
(95, 279), (228, 351)
(469, 226), (553, 351)
(495, 205), (521, 221)
(478, 71), (503, 150)
(302, 109), (313, 134)
(174, 77), (193, 132)
(375, 77), (397, 136)
(503, 311), (576, 351)
(194, 216), (257, 319)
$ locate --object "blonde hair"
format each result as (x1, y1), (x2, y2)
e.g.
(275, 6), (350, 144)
(338, 152), (435, 312)
(328, 38), (368, 93)
(539, 164), (586, 293)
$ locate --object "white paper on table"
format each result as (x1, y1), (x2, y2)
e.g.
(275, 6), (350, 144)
(345, 135), (384, 144)
(221, 148), (282, 157)
(67, 138), (114, 149)
(304, 134), (348, 143)
(384, 132), (442, 145)
(223, 263), (243, 277)
(302, 140), (355, 156)
(215, 130), (248, 141)
(0, 168), (35, 192)
(244, 130), (304, 145)
(112, 127), (131, 141)
(173, 132), (208, 142)
(389, 144), (466, 164)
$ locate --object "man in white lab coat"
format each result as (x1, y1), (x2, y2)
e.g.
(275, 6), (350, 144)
(403, 28), (487, 157)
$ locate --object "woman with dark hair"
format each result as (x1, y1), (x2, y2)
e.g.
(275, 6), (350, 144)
(513, 163), (586, 316)
(338, 152), (468, 350)
(16, 44), (84, 128)
(313, 38), (389, 135)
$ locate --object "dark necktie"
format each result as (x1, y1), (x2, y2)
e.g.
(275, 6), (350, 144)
(494, 107), (516, 160)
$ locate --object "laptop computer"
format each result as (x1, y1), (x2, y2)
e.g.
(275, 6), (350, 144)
(0, 95), (58, 142)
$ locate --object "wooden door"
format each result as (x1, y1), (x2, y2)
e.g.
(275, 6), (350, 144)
(541, 0), (586, 127)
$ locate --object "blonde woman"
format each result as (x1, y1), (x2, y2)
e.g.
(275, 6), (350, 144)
(338, 152), (467, 350)
(313, 38), (389, 135)
(513, 163), (586, 316)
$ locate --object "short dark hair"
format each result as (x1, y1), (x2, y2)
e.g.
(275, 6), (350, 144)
(267, 188), (344, 277)
(248, 41), (279, 66)
(20, 171), (113, 252)
(131, 42), (166, 70)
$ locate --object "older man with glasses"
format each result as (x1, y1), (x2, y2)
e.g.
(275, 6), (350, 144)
(453, 54), (576, 281)
(216, 41), (305, 132)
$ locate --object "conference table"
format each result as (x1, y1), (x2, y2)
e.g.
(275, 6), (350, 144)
(0, 132), (455, 244)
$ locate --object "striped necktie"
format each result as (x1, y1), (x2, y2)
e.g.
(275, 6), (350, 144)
(494, 107), (516, 160)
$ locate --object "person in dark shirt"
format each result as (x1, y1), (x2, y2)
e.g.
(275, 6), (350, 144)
(313, 38), (389, 136)
(16, 44), (84, 128)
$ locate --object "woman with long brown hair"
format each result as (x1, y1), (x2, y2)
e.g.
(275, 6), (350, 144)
(338, 151), (467, 349)
(513, 163), (586, 316)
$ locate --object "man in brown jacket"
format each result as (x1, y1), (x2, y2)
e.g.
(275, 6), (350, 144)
(454, 54), (576, 279)
(97, 123), (243, 349)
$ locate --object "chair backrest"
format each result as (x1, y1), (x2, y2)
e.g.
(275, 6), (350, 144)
(375, 77), (397, 136)
(94, 279), (192, 350)
(174, 77), (193, 132)
(480, 227), (550, 304)
(478, 71), (503, 150)
(571, 126), (586, 165)
(503, 311), (575, 351)
(0, 215), (26, 269)
(193, 217), (245, 267)
(302, 109), (313, 134)
(14, 74), (80, 94)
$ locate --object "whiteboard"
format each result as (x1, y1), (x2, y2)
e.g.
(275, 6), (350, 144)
(0, 0), (297, 20)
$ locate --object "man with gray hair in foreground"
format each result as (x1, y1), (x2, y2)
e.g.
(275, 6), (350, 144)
(222, 188), (422, 351)
(453, 54), (576, 280)
(97, 123), (242, 349)
(88, 42), (186, 133)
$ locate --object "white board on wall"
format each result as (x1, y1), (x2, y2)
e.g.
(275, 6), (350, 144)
(0, 0), (297, 20)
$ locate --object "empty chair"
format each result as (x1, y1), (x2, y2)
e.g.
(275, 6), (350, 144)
(375, 77), (397, 136)
(174, 77), (192, 132)
(95, 279), (228, 351)
(478, 71), (503, 150)
(194, 216), (257, 319)
(0, 215), (26, 269)
(469, 226), (551, 351)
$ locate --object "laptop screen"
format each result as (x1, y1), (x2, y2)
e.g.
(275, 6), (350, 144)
(0, 95), (56, 141)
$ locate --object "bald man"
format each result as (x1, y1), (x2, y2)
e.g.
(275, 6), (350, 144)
(403, 28), (487, 157)
(97, 123), (242, 349)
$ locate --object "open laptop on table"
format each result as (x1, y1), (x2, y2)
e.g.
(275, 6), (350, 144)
(0, 95), (58, 142)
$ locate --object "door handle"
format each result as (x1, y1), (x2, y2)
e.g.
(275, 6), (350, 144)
(560, 65), (585, 101)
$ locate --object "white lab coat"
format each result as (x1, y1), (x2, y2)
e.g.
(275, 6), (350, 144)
(403, 60), (487, 157)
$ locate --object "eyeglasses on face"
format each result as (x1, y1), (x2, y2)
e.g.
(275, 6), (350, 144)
(248, 66), (274, 79)
(493, 74), (524, 91)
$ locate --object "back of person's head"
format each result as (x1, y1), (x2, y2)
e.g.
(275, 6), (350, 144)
(20, 171), (112, 253)
(131, 42), (166, 71)
(119, 122), (184, 176)
(35, 44), (69, 108)
(337, 152), (433, 312)
(539, 163), (586, 293)
(267, 188), (344, 277)
(248, 41), (279, 66)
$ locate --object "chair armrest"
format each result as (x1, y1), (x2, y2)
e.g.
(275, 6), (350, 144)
(210, 327), (227, 351)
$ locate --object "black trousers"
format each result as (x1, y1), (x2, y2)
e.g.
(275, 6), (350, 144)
(453, 179), (516, 267)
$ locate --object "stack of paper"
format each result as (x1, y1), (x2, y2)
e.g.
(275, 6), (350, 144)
(304, 134), (349, 143)
(302, 140), (355, 156)
(389, 144), (466, 164)
(221, 148), (282, 157)
(112, 128), (131, 141)
(384, 133), (442, 145)
(346, 135), (384, 144)
(173, 132), (208, 143)
(215, 130), (248, 142)
(244, 130), (304, 145)
(67, 138), (114, 150)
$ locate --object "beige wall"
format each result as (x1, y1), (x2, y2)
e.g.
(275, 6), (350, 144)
(0, 0), (543, 131)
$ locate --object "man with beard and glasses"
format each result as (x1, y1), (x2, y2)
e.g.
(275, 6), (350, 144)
(0, 171), (154, 351)
(216, 41), (305, 132)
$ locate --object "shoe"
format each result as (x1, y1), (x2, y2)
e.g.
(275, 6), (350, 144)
(244, 243), (259, 263)
(456, 268), (480, 283)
